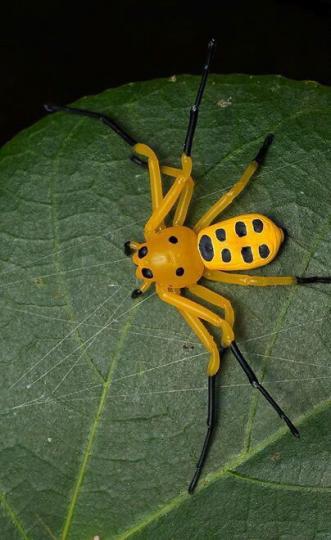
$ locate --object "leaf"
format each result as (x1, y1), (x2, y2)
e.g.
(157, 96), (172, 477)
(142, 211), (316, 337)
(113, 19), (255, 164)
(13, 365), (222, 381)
(0, 75), (330, 540)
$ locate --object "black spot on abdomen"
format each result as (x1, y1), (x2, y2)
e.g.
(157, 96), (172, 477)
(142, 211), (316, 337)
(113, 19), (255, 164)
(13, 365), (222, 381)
(253, 219), (263, 233)
(241, 246), (253, 263)
(216, 228), (226, 241)
(259, 244), (270, 258)
(235, 221), (247, 237)
(199, 235), (214, 261)
(221, 249), (231, 263)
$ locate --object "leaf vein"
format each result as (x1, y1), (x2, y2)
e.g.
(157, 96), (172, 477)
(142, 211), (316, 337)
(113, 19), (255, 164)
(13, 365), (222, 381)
(226, 470), (331, 493)
(0, 492), (31, 540)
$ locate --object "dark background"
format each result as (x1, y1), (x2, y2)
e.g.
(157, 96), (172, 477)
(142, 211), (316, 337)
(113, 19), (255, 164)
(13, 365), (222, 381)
(1, 0), (330, 147)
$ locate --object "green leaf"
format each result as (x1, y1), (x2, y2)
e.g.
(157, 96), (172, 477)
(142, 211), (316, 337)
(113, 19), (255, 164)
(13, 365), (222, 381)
(0, 75), (330, 540)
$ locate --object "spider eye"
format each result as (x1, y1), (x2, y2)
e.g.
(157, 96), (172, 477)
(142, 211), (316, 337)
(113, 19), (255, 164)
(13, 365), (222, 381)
(176, 267), (184, 276)
(169, 236), (178, 244)
(138, 246), (148, 258)
(142, 268), (153, 279)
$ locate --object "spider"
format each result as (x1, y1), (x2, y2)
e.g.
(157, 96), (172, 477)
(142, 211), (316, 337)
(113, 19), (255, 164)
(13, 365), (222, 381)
(45, 38), (330, 494)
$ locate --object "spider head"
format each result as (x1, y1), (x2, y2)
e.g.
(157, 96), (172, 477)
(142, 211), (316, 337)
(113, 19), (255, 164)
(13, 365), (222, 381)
(128, 226), (204, 288)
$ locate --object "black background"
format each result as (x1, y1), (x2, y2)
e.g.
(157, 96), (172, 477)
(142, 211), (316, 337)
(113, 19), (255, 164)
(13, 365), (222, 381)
(1, 0), (330, 147)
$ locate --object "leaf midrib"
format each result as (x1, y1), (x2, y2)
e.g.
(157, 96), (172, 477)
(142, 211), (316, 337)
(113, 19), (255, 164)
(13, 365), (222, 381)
(60, 312), (135, 539)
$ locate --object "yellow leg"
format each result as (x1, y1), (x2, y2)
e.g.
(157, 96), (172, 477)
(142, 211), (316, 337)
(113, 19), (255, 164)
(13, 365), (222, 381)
(134, 143), (165, 231)
(140, 281), (152, 293)
(179, 309), (220, 375)
(144, 154), (193, 238)
(194, 160), (258, 232)
(156, 285), (234, 373)
(204, 270), (296, 286)
(173, 177), (194, 226)
(134, 146), (193, 232)
(188, 283), (235, 327)
(131, 148), (194, 231)
(161, 165), (195, 226)
(126, 240), (140, 252)
(194, 133), (274, 232)
(161, 165), (183, 177)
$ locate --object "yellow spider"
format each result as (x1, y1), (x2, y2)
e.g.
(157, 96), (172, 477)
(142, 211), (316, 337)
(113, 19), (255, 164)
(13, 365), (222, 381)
(45, 38), (330, 493)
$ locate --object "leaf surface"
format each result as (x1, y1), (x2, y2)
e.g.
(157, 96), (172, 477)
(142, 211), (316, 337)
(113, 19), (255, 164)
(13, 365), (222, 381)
(0, 75), (330, 540)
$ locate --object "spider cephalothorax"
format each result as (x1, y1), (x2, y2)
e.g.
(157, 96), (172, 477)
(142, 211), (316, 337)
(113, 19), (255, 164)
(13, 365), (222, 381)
(45, 38), (330, 494)
(128, 226), (204, 288)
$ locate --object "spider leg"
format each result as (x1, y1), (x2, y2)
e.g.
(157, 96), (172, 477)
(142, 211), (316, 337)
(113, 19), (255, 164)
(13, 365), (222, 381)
(134, 36), (214, 235)
(179, 309), (220, 377)
(141, 155), (193, 238)
(172, 178), (194, 226)
(183, 38), (216, 157)
(124, 240), (141, 256)
(133, 144), (165, 220)
(189, 375), (217, 494)
(44, 104), (147, 167)
(204, 270), (296, 286)
(138, 35), (216, 229)
(132, 149), (194, 230)
(180, 285), (235, 492)
(194, 134), (274, 232)
(178, 309), (219, 493)
(189, 283), (234, 327)
(45, 104), (172, 237)
(157, 285), (234, 374)
(131, 281), (152, 298)
(204, 270), (331, 286)
(230, 341), (299, 437)
(297, 276), (331, 284)
(161, 165), (195, 226)
(44, 106), (172, 220)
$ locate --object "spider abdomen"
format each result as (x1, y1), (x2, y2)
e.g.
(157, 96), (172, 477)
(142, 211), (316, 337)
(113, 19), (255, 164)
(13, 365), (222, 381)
(197, 213), (284, 271)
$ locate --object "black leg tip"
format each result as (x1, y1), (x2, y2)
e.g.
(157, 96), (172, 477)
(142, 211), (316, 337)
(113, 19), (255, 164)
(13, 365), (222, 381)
(254, 133), (274, 164)
(281, 414), (300, 438)
(188, 475), (198, 494)
(297, 276), (331, 284)
(131, 288), (143, 299)
(288, 421), (300, 438)
(264, 133), (274, 146)
(124, 241), (133, 257)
